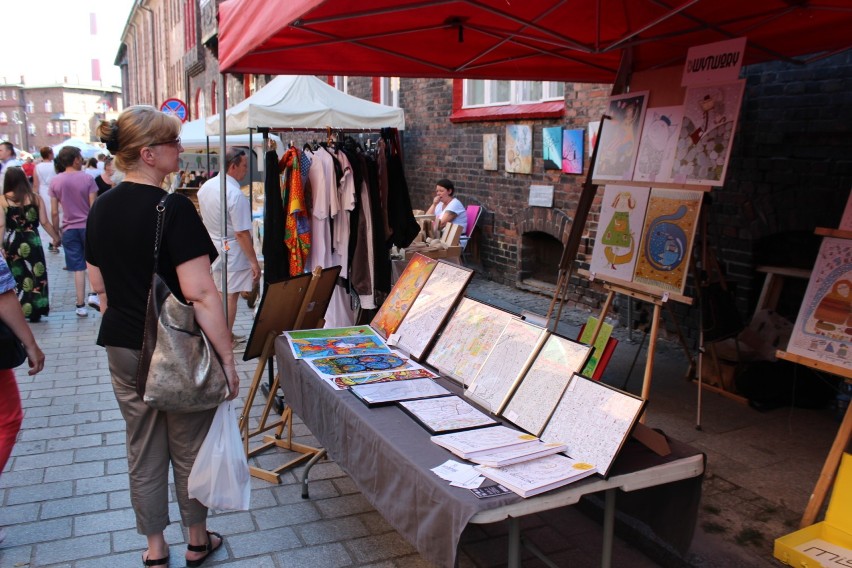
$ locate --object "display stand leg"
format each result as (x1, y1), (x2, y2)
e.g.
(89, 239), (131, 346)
(602, 488), (616, 568)
(507, 517), (521, 568)
(800, 400), (852, 527)
(301, 448), (328, 499)
(640, 304), (663, 423)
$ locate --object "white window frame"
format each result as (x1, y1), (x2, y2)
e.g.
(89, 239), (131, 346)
(45, 99), (52, 112)
(379, 77), (400, 108)
(333, 76), (348, 94)
(26, 101), (34, 113)
(462, 79), (564, 109)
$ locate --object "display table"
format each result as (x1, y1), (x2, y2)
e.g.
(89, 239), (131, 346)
(275, 338), (704, 568)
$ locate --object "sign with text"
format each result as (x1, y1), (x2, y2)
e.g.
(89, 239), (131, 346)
(682, 37), (747, 86)
(528, 185), (554, 208)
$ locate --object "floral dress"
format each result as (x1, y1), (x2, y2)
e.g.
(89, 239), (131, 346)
(3, 202), (49, 321)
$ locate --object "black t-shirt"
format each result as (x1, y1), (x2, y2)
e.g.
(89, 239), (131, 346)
(95, 175), (112, 196)
(86, 182), (217, 349)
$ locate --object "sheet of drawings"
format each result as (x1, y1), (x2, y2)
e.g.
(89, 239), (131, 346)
(464, 318), (548, 413)
(350, 378), (450, 405)
(426, 298), (514, 386)
(541, 374), (645, 476)
(306, 350), (415, 380)
(633, 106), (683, 183)
(432, 425), (534, 455)
(328, 368), (438, 390)
(502, 335), (591, 436)
(371, 254), (438, 338)
(786, 237), (852, 370)
(670, 80), (745, 185)
(632, 188), (702, 294)
(399, 395), (497, 434)
(589, 185), (651, 283)
(395, 262), (473, 359)
(285, 325), (378, 341)
(288, 334), (390, 360)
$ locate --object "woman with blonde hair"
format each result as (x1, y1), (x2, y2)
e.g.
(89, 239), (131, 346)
(87, 106), (238, 567)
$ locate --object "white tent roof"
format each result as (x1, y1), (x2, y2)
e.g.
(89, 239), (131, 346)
(52, 138), (103, 159)
(181, 119), (285, 159)
(205, 75), (405, 135)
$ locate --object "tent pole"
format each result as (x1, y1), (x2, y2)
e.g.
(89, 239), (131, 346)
(219, 72), (229, 320)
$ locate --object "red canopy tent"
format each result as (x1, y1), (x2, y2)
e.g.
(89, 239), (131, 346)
(218, 0), (852, 80)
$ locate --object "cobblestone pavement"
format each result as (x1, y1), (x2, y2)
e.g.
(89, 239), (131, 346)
(0, 247), (837, 567)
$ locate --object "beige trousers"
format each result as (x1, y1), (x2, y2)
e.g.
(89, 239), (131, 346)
(106, 346), (216, 535)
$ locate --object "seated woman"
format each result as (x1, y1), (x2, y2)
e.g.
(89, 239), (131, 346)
(425, 178), (467, 236)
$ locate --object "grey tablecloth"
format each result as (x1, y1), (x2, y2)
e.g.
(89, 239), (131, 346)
(275, 337), (703, 567)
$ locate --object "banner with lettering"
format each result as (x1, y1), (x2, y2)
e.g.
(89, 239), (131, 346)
(682, 37), (747, 86)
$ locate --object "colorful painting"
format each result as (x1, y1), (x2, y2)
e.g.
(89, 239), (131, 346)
(542, 127), (562, 170)
(578, 317), (615, 378)
(328, 368), (438, 390)
(483, 133), (498, 171)
(632, 188), (702, 294)
(505, 124), (532, 174)
(587, 121), (600, 157)
(633, 106), (683, 183)
(306, 351), (415, 380)
(562, 129), (584, 174)
(670, 80), (745, 185)
(426, 298), (514, 386)
(371, 253), (438, 338)
(593, 91), (649, 181)
(589, 185), (651, 283)
(285, 325), (378, 341)
(786, 238), (852, 371)
(288, 335), (390, 360)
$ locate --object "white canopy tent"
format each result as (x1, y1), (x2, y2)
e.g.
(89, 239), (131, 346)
(181, 118), (285, 159)
(52, 138), (103, 159)
(205, 74), (405, 135)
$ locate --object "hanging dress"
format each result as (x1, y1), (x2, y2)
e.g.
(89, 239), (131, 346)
(3, 200), (50, 321)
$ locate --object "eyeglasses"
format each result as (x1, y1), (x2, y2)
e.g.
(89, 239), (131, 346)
(149, 137), (181, 147)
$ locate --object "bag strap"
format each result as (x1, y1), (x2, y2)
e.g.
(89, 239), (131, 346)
(152, 194), (169, 273)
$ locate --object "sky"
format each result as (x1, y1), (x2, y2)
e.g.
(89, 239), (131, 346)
(1, 0), (136, 87)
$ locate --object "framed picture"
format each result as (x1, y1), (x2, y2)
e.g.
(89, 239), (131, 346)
(350, 378), (450, 407)
(587, 121), (600, 158)
(786, 237), (852, 371)
(562, 128), (584, 174)
(501, 335), (591, 436)
(370, 253), (438, 338)
(483, 133), (498, 171)
(399, 395), (498, 435)
(632, 188), (702, 295)
(541, 374), (645, 478)
(592, 91), (649, 182)
(505, 124), (532, 174)
(670, 80), (745, 185)
(426, 298), (514, 387)
(394, 261), (474, 360)
(465, 318), (548, 413)
(633, 106), (683, 183)
(588, 185), (652, 283)
(542, 126), (562, 170)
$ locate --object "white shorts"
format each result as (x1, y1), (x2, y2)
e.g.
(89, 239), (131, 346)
(212, 267), (254, 293)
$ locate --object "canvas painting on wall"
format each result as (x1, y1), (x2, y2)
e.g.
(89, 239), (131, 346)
(786, 237), (852, 371)
(632, 188), (702, 295)
(370, 253), (438, 338)
(587, 121), (600, 157)
(505, 124), (532, 174)
(562, 129), (584, 174)
(483, 133), (498, 171)
(633, 106), (683, 183)
(670, 80), (745, 185)
(592, 91), (649, 181)
(589, 185), (651, 283)
(542, 127), (562, 170)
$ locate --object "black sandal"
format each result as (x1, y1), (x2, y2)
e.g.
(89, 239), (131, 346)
(186, 531), (223, 568)
(142, 553), (169, 566)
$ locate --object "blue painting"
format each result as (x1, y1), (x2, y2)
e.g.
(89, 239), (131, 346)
(542, 127), (562, 171)
(562, 129), (584, 174)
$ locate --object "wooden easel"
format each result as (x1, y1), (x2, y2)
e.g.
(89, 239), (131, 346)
(775, 226), (852, 528)
(239, 266), (339, 483)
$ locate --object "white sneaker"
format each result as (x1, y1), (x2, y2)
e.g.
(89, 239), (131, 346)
(75, 305), (88, 317)
(87, 293), (101, 312)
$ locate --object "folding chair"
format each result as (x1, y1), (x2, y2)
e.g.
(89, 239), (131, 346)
(460, 205), (482, 263)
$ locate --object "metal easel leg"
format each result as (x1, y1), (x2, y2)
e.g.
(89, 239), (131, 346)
(601, 488), (616, 568)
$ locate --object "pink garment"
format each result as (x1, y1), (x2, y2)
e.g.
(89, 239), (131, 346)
(49, 171), (98, 230)
(0, 369), (23, 475)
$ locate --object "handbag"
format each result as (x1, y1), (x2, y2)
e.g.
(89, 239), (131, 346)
(188, 401), (251, 511)
(0, 319), (26, 370)
(135, 194), (230, 413)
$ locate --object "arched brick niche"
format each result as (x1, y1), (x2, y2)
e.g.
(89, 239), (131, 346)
(513, 207), (572, 293)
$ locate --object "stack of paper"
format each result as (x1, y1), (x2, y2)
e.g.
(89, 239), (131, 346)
(475, 454), (597, 498)
(470, 441), (568, 467)
(431, 425), (538, 459)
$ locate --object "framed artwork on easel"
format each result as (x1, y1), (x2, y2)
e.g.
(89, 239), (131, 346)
(370, 253), (438, 339)
(632, 188), (702, 295)
(242, 271), (316, 361)
(592, 91), (649, 182)
(589, 184), (652, 283)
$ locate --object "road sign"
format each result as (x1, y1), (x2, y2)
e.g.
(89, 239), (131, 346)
(160, 98), (189, 123)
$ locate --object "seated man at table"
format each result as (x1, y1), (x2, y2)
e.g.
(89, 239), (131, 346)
(425, 178), (467, 235)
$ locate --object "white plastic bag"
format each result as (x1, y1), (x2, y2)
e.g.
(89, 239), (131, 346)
(188, 401), (251, 511)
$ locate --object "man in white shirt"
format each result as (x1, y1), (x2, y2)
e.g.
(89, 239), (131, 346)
(0, 142), (21, 190)
(197, 147), (261, 347)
